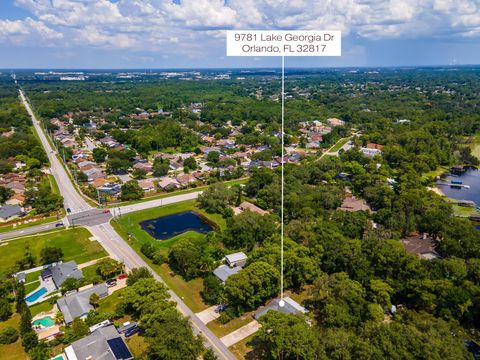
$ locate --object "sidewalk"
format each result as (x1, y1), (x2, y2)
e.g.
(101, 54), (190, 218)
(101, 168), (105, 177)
(78, 256), (109, 269)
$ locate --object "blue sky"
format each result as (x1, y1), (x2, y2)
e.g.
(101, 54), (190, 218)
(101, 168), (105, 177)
(0, 0), (479, 69)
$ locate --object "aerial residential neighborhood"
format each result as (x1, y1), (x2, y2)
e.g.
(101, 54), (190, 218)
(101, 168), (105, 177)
(0, 2), (480, 360)
(0, 66), (479, 360)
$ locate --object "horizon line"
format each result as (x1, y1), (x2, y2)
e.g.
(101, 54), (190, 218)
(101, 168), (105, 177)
(1, 64), (480, 71)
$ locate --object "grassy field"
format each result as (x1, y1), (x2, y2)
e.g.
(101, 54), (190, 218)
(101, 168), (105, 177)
(30, 299), (56, 317)
(156, 263), (207, 312)
(229, 334), (255, 360)
(469, 133), (480, 160)
(81, 263), (101, 283)
(208, 313), (254, 337)
(25, 269), (42, 283)
(0, 227), (107, 275)
(422, 166), (448, 181)
(328, 137), (350, 153)
(125, 334), (148, 358)
(111, 199), (225, 312)
(0, 313), (27, 360)
(25, 280), (40, 294)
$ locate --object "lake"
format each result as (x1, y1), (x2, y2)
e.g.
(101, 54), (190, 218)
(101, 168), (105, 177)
(438, 167), (480, 204)
(140, 210), (214, 240)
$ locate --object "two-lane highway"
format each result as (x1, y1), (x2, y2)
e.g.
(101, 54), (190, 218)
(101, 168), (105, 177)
(20, 90), (91, 215)
(19, 89), (235, 360)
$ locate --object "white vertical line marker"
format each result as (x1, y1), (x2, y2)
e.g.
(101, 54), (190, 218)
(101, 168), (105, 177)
(280, 55), (285, 307)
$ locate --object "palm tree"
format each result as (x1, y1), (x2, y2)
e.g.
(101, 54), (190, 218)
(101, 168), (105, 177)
(89, 293), (100, 309)
(55, 312), (64, 325)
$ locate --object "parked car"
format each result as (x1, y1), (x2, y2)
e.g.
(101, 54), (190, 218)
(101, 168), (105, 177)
(215, 304), (227, 313)
(125, 325), (140, 337)
(106, 279), (117, 287)
(118, 273), (128, 280)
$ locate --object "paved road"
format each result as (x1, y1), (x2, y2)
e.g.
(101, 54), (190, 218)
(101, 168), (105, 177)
(0, 221), (63, 241)
(19, 89), (235, 360)
(115, 191), (202, 215)
(68, 209), (112, 227)
(20, 90), (91, 215)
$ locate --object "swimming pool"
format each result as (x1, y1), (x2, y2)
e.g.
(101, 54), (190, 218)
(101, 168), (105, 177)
(25, 287), (48, 303)
(33, 316), (55, 328)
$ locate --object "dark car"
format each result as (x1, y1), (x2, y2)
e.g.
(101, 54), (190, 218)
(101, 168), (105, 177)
(106, 279), (117, 287)
(66, 208), (72, 213)
(55, 222), (63, 228)
(103, 209), (110, 214)
(215, 304), (227, 313)
(124, 325), (140, 337)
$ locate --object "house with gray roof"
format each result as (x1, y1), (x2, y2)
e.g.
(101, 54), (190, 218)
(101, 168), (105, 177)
(41, 261), (83, 289)
(0, 205), (24, 222)
(64, 325), (133, 360)
(213, 265), (242, 283)
(57, 283), (108, 324)
(225, 252), (248, 268)
(254, 296), (308, 320)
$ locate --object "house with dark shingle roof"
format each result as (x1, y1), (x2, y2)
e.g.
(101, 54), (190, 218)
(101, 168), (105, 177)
(213, 252), (248, 283)
(57, 283), (108, 324)
(254, 296), (308, 320)
(64, 325), (133, 360)
(0, 205), (24, 222)
(41, 261), (83, 289)
(213, 265), (242, 283)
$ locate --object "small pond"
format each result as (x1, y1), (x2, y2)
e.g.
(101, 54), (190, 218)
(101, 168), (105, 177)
(140, 210), (214, 240)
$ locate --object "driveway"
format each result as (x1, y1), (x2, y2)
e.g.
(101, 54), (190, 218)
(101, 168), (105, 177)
(108, 277), (127, 295)
(196, 306), (221, 324)
(220, 320), (261, 347)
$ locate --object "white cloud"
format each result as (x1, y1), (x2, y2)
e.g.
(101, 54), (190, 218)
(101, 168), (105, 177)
(0, 17), (62, 44)
(2, 0), (478, 53)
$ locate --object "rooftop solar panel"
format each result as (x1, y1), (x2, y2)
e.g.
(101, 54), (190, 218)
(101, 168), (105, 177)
(107, 338), (133, 360)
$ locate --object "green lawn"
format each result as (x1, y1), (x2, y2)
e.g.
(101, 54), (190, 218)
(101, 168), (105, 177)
(328, 137), (350, 153)
(25, 269), (42, 283)
(0, 227), (107, 275)
(229, 333), (255, 360)
(125, 334), (149, 359)
(208, 313), (254, 337)
(0, 313), (27, 360)
(30, 298), (56, 317)
(98, 288), (127, 314)
(156, 263), (207, 312)
(111, 199), (225, 312)
(25, 281), (40, 294)
(421, 166), (448, 182)
(81, 263), (101, 283)
(48, 174), (60, 195)
(468, 133), (480, 160)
